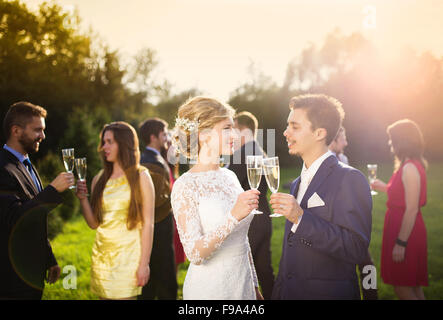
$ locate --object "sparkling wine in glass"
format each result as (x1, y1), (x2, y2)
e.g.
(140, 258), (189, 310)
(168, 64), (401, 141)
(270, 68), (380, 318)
(75, 158), (87, 181)
(367, 164), (378, 196)
(62, 148), (75, 189)
(75, 157), (88, 196)
(246, 155), (263, 215)
(263, 157), (282, 217)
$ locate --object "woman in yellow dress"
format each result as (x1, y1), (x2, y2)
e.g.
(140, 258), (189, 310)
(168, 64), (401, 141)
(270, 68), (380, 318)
(75, 121), (155, 300)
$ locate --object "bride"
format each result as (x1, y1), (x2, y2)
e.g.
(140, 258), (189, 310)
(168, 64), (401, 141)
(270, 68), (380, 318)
(170, 96), (263, 300)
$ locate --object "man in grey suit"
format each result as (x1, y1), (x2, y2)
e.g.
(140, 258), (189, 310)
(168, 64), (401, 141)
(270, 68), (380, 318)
(0, 101), (74, 299)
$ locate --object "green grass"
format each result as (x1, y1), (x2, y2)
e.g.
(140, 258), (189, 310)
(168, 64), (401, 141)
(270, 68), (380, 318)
(42, 217), (98, 300)
(43, 162), (443, 300)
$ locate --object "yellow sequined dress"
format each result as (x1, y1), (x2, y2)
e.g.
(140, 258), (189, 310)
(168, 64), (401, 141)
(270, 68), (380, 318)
(91, 174), (142, 299)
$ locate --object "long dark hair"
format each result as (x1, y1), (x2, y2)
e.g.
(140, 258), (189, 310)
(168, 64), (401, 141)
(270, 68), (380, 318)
(90, 121), (144, 230)
(387, 119), (428, 171)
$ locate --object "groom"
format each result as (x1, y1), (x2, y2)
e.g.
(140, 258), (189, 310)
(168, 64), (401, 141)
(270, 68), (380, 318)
(270, 94), (372, 300)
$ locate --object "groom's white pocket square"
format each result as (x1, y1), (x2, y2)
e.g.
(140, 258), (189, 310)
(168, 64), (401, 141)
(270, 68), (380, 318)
(307, 192), (325, 208)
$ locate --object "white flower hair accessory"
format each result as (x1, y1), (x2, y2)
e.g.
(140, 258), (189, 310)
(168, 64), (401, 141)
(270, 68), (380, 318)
(171, 117), (200, 162)
(174, 117), (200, 132)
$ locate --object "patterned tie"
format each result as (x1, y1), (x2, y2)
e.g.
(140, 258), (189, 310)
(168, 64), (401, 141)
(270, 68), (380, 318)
(23, 158), (41, 192)
(23, 158), (33, 174)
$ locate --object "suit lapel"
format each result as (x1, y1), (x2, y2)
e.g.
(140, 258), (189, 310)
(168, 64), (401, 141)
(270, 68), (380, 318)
(290, 177), (301, 198)
(2, 149), (39, 196)
(300, 155), (337, 208)
(16, 161), (39, 195)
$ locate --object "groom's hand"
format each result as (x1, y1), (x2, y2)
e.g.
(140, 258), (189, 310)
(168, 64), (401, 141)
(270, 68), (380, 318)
(270, 193), (303, 224)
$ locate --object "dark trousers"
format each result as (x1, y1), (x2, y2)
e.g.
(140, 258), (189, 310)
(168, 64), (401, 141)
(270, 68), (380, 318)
(0, 264), (45, 300)
(357, 250), (378, 300)
(139, 214), (177, 300)
(0, 287), (43, 300)
(248, 214), (275, 300)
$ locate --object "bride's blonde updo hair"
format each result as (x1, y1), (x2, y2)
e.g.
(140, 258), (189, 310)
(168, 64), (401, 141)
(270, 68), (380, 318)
(172, 96), (236, 160)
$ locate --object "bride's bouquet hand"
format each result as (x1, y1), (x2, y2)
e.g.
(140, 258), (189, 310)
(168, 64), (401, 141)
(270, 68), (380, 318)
(231, 190), (260, 221)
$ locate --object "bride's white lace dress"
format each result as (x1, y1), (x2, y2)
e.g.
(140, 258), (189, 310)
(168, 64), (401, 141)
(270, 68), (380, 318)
(171, 168), (258, 300)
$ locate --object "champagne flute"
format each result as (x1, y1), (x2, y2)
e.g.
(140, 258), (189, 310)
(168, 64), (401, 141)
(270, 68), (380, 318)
(367, 164), (378, 196)
(62, 148), (75, 189)
(263, 157), (282, 218)
(246, 155), (263, 215)
(75, 157), (88, 196)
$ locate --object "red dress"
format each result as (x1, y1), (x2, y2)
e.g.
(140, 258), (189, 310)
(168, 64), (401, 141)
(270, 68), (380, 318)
(381, 159), (428, 286)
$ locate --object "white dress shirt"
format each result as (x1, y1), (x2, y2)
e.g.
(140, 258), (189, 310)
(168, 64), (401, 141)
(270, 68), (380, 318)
(291, 150), (333, 233)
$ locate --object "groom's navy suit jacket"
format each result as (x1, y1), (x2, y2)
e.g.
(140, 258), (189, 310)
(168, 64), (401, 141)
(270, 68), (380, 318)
(272, 155), (372, 300)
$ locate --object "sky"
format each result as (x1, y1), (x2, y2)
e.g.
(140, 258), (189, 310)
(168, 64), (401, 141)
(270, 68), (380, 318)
(25, 0), (443, 101)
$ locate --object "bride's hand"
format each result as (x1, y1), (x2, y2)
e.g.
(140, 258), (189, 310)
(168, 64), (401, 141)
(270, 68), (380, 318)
(231, 190), (260, 221)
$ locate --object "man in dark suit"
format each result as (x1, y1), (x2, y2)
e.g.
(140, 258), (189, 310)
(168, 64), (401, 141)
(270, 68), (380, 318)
(0, 101), (74, 299)
(270, 94), (372, 300)
(227, 111), (275, 299)
(138, 118), (177, 300)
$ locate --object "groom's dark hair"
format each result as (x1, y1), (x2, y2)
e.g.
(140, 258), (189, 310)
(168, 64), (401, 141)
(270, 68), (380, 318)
(289, 94), (345, 145)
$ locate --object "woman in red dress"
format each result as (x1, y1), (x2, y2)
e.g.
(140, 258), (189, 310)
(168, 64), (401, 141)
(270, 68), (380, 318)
(371, 119), (428, 300)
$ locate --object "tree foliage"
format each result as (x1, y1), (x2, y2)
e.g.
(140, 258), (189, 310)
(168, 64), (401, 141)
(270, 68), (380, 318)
(229, 29), (443, 165)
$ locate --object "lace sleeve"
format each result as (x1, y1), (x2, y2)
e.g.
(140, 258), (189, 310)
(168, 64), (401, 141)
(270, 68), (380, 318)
(171, 177), (240, 265)
(247, 239), (259, 287)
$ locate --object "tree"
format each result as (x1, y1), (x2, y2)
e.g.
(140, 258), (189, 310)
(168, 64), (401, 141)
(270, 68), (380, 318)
(229, 29), (443, 165)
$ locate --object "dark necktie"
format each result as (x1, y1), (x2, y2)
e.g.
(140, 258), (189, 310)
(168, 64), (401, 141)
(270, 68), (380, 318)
(23, 158), (41, 192)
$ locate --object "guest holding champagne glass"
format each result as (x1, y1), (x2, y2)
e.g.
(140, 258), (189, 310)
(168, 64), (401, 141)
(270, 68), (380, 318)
(371, 119), (428, 300)
(75, 122), (155, 300)
(1, 101), (75, 299)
